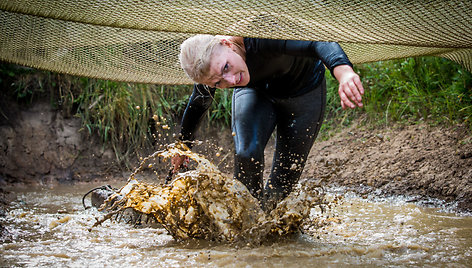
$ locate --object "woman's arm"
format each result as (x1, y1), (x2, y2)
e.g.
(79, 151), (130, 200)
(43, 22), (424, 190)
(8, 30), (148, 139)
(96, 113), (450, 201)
(252, 39), (352, 72)
(179, 84), (216, 143)
(172, 84), (215, 173)
(255, 39), (363, 109)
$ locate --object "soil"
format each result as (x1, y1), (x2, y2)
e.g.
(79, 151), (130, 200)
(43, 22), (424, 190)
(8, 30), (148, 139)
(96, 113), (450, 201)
(1, 100), (471, 216)
(300, 121), (472, 212)
(0, 101), (123, 186)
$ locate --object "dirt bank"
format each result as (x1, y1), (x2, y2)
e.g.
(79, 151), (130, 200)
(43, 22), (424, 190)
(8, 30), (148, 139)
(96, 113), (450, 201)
(300, 121), (472, 213)
(0, 101), (123, 186)
(1, 100), (471, 213)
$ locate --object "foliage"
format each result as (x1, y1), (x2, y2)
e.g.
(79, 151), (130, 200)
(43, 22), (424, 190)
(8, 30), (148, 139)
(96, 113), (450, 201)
(0, 64), (47, 104)
(0, 63), (232, 166)
(70, 80), (190, 166)
(321, 56), (472, 138)
(209, 88), (233, 127)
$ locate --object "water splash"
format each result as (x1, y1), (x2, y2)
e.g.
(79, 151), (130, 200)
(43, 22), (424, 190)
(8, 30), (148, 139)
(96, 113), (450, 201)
(92, 143), (324, 242)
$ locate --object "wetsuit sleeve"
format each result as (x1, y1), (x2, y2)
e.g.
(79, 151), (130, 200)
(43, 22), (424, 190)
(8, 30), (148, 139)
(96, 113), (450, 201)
(253, 39), (353, 76)
(178, 84), (216, 146)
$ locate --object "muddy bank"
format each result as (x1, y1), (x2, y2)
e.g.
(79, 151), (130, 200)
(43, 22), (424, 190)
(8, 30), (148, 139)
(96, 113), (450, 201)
(0, 99), (235, 187)
(0, 101), (123, 186)
(1, 100), (471, 213)
(300, 122), (472, 213)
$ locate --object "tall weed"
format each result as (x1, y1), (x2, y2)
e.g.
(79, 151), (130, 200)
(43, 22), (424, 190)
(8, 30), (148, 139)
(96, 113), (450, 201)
(322, 56), (472, 136)
(73, 79), (193, 166)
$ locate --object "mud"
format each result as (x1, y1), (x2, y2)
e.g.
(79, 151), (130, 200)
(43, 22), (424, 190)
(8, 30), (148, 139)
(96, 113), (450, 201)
(0, 101), (123, 186)
(91, 144), (324, 243)
(301, 121), (472, 213)
(3, 184), (471, 266)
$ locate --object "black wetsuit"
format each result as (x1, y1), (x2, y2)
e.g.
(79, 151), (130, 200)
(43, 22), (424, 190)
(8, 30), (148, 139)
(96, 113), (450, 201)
(179, 38), (352, 207)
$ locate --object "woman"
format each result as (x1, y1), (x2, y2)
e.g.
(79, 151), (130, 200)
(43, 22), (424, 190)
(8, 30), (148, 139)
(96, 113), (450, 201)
(173, 35), (364, 211)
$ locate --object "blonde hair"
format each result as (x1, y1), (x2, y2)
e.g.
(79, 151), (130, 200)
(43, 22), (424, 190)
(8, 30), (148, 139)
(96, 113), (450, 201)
(179, 34), (222, 83)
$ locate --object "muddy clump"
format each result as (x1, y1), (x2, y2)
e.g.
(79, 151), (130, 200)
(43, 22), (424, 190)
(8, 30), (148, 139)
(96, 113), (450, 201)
(92, 143), (324, 243)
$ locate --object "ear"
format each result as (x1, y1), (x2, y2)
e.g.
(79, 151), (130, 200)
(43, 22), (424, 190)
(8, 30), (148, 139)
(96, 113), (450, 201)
(219, 38), (233, 49)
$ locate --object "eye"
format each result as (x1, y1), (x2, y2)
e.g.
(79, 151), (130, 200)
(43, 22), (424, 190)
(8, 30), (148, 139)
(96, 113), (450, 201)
(223, 63), (229, 72)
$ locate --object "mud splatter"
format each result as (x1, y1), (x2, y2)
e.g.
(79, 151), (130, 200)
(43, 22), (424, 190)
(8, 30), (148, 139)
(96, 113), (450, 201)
(92, 143), (324, 243)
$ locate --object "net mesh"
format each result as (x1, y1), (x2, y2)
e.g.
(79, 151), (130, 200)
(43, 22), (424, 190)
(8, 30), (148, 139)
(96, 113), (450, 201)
(1, 0), (471, 84)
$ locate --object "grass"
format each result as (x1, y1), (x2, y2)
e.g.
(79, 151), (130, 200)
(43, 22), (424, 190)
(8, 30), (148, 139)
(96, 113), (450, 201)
(320, 56), (472, 139)
(70, 79), (198, 167)
(1, 56), (471, 167)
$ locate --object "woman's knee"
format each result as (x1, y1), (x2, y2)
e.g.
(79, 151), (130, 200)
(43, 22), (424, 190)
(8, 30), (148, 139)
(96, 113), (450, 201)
(234, 146), (264, 164)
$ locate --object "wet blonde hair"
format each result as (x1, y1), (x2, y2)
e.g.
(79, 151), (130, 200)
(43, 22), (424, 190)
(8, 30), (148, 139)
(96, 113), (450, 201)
(179, 34), (223, 83)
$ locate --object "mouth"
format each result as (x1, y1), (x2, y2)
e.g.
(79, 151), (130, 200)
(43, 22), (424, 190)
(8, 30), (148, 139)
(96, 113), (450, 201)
(237, 73), (242, 85)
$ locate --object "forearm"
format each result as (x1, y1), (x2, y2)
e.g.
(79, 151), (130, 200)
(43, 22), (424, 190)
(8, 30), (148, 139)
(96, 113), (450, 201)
(333, 64), (355, 82)
(310, 42), (352, 71)
(179, 84), (215, 144)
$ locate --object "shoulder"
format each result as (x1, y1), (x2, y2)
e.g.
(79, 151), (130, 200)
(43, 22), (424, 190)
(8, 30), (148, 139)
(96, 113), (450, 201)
(244, 37), (288, 54)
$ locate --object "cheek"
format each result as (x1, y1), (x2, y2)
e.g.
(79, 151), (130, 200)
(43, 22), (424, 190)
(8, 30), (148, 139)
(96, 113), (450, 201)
(243, 61), (249, 72)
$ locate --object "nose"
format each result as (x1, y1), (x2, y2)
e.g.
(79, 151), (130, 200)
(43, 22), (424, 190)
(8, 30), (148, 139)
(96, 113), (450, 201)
(223, 73), (237, 86)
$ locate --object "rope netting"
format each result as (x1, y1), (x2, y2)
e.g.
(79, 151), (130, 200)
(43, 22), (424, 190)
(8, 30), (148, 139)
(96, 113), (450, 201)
(1, 0), (471, 84)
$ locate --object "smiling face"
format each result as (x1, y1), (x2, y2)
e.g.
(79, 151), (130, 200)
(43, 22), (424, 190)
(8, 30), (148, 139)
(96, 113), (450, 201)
(198, 42), (250, 89)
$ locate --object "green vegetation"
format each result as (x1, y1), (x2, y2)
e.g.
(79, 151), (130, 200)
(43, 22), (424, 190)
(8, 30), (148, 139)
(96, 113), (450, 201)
(321, 56), (472, 138)
(1, 56), (471, 166)
(72, 80), (188, 166)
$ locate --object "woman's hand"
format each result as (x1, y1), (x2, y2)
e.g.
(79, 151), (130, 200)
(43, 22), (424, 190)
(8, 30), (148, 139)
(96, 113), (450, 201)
(333, 65), (365, 109)
(171, 155), (189, 174)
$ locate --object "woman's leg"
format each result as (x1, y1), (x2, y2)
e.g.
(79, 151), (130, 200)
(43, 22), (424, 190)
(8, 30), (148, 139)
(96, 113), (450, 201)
(232, 87), (276, 201)
(264, 80), (326, 210)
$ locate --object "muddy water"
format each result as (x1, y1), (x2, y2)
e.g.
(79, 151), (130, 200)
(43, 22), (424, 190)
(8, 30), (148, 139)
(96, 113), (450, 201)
(1, 183), (471, 267)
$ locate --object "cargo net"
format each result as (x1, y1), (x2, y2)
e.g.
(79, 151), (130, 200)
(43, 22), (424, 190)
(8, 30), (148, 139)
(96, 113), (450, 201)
(1, 0), (471, 85)
(91, 143), (325, 242)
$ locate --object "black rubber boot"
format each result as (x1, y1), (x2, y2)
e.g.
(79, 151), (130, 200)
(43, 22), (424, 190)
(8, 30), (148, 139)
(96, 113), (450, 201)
(82, 185), (117, 209)
(261, 182), (291, 213)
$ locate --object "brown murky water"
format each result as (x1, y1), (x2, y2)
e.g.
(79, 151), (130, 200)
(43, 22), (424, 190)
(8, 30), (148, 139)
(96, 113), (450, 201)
(1, 183), (471, 267)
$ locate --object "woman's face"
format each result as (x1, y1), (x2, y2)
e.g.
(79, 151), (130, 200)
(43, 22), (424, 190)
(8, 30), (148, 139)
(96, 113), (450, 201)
(199, 43), (250, 89)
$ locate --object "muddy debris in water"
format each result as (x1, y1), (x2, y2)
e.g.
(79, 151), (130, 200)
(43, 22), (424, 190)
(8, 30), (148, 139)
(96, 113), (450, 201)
(49, 215), (72, 229)
(90, 143), (326, 243)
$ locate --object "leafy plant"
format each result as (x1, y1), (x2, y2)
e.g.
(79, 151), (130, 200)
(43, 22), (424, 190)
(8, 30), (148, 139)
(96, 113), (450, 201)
(321, 56), (472, 137)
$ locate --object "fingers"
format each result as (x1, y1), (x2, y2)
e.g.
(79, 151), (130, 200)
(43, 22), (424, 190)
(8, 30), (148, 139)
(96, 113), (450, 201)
(350, 80), (362, 104)
(172, 164), (180, 174)
(338, 88), (354, 109)
(339, 84), (360, 109)
(354, 75), (365, 95)
(333, 65), (365, 109)
(338, 75), (364, 109)
(171, 155), (188, 173)
(171, 156), (183, 173)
